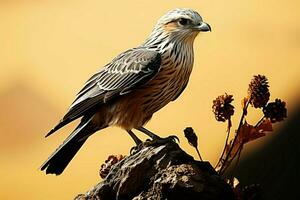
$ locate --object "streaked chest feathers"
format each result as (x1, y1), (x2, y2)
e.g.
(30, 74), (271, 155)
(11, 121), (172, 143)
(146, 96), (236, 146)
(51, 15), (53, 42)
(141, 41), (194, 113)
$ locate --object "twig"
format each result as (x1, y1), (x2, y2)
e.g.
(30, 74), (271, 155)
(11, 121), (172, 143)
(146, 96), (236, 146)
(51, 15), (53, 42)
(195, 147), (203, 161)
(215, 118), (232, 169)
(221, 113), (266, 174)
(254, 116), (265, 128)
(219, 97), (251, 175)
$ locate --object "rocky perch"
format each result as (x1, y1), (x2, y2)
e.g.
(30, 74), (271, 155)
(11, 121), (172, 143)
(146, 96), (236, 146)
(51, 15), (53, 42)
(75, 141), (235, 200)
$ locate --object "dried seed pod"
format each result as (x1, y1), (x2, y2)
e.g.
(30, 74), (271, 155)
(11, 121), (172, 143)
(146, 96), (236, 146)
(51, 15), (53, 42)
(212, 93), (235, 122)
(248, 75), (270, 108)
(99, 155), (125, 179)
(184, 127), (198, 148)
(263, 98), (287, 123)
(184, 127), (203, 161)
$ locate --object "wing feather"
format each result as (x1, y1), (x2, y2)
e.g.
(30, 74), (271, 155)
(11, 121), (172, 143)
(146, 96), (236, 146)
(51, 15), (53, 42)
(46, 48), (161, 137)
(69, 48), (161, 115)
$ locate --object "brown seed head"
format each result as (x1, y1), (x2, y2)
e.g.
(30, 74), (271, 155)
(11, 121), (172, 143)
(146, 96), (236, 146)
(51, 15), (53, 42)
(99, 155), (125, 179)
(184, 127), (198, 148)
(212, 93), (235, 122)
(263, 99), (287, 123)
(248, 75), (270, 108)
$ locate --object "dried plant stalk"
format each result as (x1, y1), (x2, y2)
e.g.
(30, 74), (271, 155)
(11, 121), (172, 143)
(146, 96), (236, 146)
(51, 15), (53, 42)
(215, 74), (286, 176)
(184, 127), (203, 161)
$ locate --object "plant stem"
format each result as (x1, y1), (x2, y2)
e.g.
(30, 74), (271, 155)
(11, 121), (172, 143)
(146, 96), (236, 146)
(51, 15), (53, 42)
(195, 147), (203, 161)
(226, 115), (264, 171)
(215, 119), (231, 169)
(255, 116), (265, 128)
(219, 98), (251, 175)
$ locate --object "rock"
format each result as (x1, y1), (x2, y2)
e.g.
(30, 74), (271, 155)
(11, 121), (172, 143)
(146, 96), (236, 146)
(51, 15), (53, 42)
(75, 141), (234, 200)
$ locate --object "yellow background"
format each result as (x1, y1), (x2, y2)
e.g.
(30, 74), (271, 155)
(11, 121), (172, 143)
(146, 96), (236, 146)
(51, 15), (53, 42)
(0, 0), (299, 199)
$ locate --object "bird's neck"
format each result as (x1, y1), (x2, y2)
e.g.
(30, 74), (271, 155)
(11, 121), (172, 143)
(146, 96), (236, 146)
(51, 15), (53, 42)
(142, 30), (196, 56)
(142, 30), (196, 70)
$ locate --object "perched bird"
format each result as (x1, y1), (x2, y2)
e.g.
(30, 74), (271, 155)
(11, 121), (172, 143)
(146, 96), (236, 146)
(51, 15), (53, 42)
(41, 8), (211, 175)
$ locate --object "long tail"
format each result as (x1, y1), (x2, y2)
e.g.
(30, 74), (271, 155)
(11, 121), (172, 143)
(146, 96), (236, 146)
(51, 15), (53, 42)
(40, 115), (97, 175)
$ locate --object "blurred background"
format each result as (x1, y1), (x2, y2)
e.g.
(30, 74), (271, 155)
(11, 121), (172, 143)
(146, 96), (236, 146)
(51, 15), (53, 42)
(0, 0), (299, 199)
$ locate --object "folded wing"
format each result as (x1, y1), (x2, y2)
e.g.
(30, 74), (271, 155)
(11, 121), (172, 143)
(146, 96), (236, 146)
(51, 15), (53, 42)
(46, 48), (161, 137)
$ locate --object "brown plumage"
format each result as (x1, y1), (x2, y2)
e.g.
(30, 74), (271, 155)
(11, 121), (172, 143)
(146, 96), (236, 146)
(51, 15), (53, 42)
(41, 8), (211, 175)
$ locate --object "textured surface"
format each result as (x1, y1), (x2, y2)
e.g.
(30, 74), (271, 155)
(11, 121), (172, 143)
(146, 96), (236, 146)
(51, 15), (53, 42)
(75, 141), (234, 200)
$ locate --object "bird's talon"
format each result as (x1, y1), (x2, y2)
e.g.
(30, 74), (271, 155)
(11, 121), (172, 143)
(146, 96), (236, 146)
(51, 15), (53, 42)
(130, 146), (137, 155)
(130, 142), (144, 154)
(143, 135), (180, 147)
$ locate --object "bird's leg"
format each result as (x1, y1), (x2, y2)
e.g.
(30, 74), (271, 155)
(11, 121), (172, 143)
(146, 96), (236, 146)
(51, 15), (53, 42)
(137, 127), (160, 139)
(127, 130), (144, 154)
(127, 130), (142, 145)
(137, 127), (179, 145)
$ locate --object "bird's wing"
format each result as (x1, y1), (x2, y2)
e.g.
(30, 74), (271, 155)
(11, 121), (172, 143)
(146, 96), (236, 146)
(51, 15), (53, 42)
(46, 48), (161, 137)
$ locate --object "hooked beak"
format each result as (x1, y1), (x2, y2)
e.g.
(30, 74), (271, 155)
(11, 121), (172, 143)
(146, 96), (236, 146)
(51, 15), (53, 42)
(195, 22), (211, 32)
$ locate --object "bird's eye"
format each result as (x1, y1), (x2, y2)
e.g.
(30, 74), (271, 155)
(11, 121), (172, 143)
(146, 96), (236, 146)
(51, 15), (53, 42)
(178, 18), (190, 26)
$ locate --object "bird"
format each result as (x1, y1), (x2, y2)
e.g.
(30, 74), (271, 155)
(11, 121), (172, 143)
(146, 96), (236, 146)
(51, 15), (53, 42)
(41, 8), (211, 175)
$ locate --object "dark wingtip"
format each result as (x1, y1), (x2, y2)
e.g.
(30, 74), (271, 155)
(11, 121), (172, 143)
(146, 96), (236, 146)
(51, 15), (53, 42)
(40, 159), (49, 171)
(45, 129), (55, 138)
(45, 119), (69, 138)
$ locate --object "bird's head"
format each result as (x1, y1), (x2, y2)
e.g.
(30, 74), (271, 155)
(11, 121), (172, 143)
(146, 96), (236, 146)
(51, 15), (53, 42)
(145, 8), (211, 46)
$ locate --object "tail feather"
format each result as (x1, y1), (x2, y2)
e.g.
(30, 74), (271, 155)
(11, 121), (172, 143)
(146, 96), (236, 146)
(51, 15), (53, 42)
(41, 116), (95, 175)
